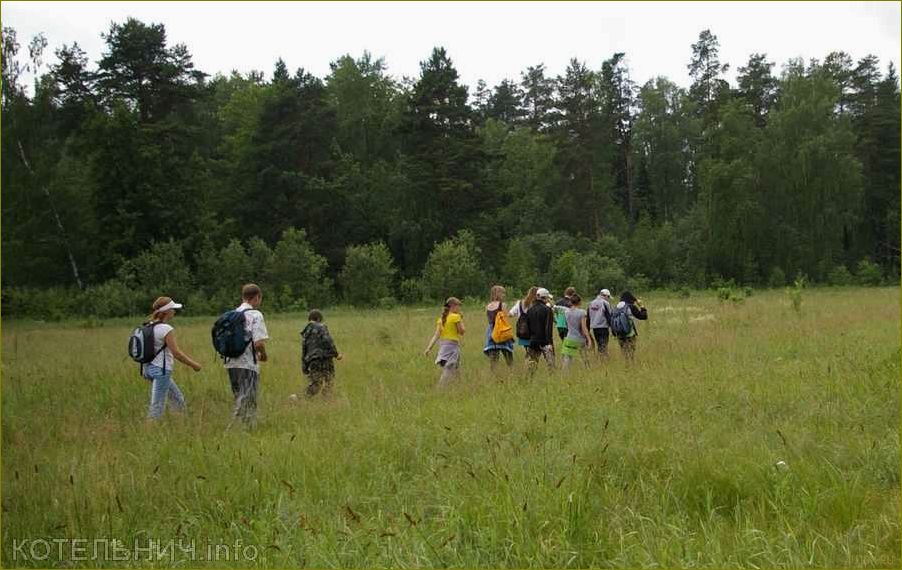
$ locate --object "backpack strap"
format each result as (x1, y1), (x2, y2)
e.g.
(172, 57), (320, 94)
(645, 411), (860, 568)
(142, 321), (169, 375)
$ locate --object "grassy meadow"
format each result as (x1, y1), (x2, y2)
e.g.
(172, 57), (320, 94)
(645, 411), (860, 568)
(1, 287), (899, 568)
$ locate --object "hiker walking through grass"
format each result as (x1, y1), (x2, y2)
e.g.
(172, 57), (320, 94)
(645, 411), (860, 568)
(612, 290), (648, 362)
(484, 285), (514, 370)
(588, 288), (614, 358)
(301, 309), (342, 398)
(424, 297), (465, 387)
(561, 293), (594, 370)
(526, 287), (556, 373)
(554, 287), (576, 341)
(141, 297), (202, 419)
(509, 286), (538, 359)
(222, 283), (269, 427)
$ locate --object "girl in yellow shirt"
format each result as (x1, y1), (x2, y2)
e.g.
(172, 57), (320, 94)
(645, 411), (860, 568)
(424, 297), (465, 387)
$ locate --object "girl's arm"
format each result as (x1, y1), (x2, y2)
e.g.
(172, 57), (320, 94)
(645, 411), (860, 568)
(424, 323), (441, 355)
(456, 319), (465, 336)
(580, 319), (594, 350)
(164, 331), (202, 371)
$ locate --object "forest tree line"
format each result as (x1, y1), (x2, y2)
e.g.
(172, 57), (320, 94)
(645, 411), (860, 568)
(2, 20), (899, 318)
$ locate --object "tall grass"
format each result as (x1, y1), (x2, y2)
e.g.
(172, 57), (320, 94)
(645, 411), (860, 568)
(2, 288), (899, 567)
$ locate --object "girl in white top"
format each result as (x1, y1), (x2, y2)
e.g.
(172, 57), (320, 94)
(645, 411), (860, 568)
(143, 296), (202, 419)
(509, 286), (538, 354)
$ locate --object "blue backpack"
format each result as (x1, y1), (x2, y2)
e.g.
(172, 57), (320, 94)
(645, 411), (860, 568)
(610, 305), (633, 338)
(211, 309), (253, 361)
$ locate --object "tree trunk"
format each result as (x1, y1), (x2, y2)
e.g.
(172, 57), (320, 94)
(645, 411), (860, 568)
(16, 140), (84, 290)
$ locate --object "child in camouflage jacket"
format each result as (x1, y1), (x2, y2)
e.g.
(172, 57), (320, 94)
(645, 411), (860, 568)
(301, 309), (342, 398)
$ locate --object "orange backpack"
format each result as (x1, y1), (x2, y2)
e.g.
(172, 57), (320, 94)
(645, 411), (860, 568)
(491, 306), (514, 343)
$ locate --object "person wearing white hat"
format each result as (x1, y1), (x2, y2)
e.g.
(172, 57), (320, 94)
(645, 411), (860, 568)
(143, 296), (202, 419)
(588, 288), (614, 358)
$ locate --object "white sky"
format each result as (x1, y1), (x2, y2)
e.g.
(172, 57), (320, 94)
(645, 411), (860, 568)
(2, 1), (900, 93)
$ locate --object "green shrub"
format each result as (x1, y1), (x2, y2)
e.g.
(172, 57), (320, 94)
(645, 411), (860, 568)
(2, 287), (81, 320)
(501, 238), (538, 295)
(399, 278), (424, 304)
(767, 267), (786, 288)
(787, 275), (806, 315)
(549, 250), (591, 295)
(421, 230), (485, 301)
(625, 273), (651, 293)
(269, 228), (332, 307)
(340, 242), (397, 306)
(83, 279), (147, 318)
(586, 253), (627, 293)
(717, 287), (733, 302)
(117, 239), (195, 302)
(826, 265), (853, 286)
(378, 296), (397, 310)
(855, 258), (883, 286)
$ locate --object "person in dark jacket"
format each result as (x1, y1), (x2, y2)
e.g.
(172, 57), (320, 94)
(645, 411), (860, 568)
(301, 309), (342, 398)
(613, 291), (648, 361)
(526, 287), (556, 373)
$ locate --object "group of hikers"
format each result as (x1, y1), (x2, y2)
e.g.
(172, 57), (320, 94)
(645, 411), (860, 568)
(424, 285), (648, 386)
(129, 283), (339, 424)
(128, 282), (647, 422)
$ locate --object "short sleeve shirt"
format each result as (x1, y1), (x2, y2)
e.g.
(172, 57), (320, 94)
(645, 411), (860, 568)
(224, 302), (269, 372)
(149, 323), (174, 370)
(437, 312), (462, 342)
(565, 308), (588, 341)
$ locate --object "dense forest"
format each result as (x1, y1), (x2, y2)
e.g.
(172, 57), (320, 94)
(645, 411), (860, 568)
(2, 20), (899, 318)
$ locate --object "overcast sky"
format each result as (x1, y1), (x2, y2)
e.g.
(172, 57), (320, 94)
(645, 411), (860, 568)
(3, 1), (900, 93)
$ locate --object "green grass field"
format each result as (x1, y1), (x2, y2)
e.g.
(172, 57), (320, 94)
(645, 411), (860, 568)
(1, 287), (899, 568)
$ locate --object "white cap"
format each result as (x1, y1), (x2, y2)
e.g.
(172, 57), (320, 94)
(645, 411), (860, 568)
(600, 288), (611, 297)
(536, 287), (552, 299)
(156, 300), (183, 313)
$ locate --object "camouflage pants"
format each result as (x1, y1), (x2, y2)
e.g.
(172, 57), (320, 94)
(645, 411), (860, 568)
(305, 359), (335, 398)
(526, 344), (556, 374)
(618, 336), (638, 361)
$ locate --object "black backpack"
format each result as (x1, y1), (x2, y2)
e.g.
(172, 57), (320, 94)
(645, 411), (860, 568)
(516, 302), (531, 340)
(128, 321), (166, 371)
(211, 309), (253, 361)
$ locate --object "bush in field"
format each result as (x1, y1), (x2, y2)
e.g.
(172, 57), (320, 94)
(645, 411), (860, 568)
(117, 239), (195, 302)
(787, 274), (806, 315)
(2, 287), (80, 320)
(399, 277), (424, 304)
(549, 250), (591, 295)
(625, 273), (651, 293)
(855, 258), (883, 286)
(267, 228), (332, 309)
(585, 253), (627, 293)
(195, 238), (254, 299)
(247, 237), (275, 285)
(340, 242), (397, 306)
(548, 250), (628, 296)
(767, 267), (787, 288)
(421, 230), (485, 300)
(827, 264), (853, 286)
(82, 279), (146, 318)
(501, 238), (538, 295)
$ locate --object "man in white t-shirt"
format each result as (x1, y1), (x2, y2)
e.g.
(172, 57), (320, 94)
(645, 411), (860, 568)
(225, 283), (269, 427)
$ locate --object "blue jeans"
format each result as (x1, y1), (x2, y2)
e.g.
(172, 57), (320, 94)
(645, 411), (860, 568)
(144, 364), (186, 419)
